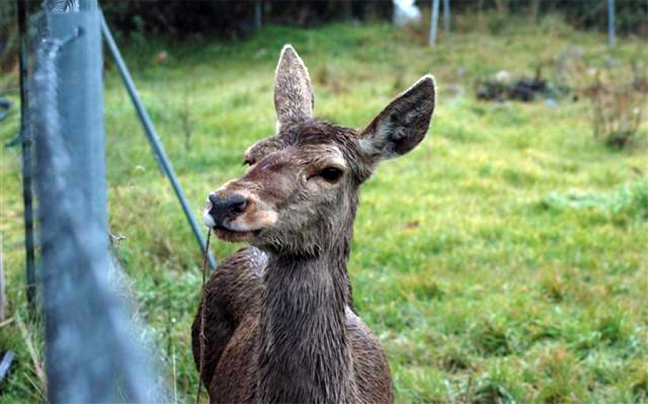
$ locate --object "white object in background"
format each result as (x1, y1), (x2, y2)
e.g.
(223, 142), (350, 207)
(495, 70), (513, 83)
(393, 0), (422, 27)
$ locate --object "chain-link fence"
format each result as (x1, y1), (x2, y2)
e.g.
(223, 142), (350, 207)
(27, 1), (164, 401)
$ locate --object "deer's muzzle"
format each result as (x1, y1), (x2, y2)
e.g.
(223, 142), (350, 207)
(205, 193), (248, 229)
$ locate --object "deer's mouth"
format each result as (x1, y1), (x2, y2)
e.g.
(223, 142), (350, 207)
(203, 208), (263, 243)
(213, 225), (262, 243)
(203, 192), (275, 243)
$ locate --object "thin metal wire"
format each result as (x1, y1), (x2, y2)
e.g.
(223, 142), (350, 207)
(44, 0), (97, 12)
(100, 12), (217, 270)
(196, 228), (212, 404)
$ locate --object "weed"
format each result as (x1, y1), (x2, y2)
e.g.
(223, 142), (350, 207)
(584, 66), (646, 148)
(471, 321), (513, 357)
(535, 344), (585, 402)
(178, 82), (195, 152)
(472, 381), (516, 404)
(314, 64), (344, 94)
(437, 344), (473, 373)
(596, 314), (629, 347)
(630, 362), (648, 403)
(539, 272), (567, 303)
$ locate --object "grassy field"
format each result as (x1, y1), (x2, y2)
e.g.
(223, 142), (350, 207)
(1, 14), (647, 403)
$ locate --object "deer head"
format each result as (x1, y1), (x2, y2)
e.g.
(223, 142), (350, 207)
(204, 45), (436, 257)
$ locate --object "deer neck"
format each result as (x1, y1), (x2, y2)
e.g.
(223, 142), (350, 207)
(257, 248), (356, 403)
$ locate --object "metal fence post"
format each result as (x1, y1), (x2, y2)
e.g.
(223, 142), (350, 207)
(607, 0), (616, 46)
(38, 8), (111, 401)
(254, 1), (263, 30)
(443, 0), (450, 33)
(429, 0), (440, 48)
(32, 2), (162, 401)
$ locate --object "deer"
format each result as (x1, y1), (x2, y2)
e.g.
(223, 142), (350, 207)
(193, 45), (436, 403)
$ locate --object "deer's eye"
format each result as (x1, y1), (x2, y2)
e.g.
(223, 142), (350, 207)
(319, 167), (343, 183)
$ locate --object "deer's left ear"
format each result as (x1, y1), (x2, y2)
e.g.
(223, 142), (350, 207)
(274, 45), (314, 130)
(359, 75), (436, 161)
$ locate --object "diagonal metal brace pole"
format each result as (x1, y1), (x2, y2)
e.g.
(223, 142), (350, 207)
(99, 12), (216, 269)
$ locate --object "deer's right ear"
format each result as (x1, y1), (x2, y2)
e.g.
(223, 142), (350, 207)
(359, 75), (436, 162)
(274, 45), (314, 130)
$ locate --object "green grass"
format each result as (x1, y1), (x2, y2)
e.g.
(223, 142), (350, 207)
(1, 15), (647, 403)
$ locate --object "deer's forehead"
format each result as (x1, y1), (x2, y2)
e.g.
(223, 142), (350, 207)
(251, 142), (346, 166)
(296, 144), (347, 167)
(245, 121), (358, 164)
(245, 139), (280, 159)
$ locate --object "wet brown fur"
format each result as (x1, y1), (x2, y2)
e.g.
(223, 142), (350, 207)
(192, 45), (435, 403)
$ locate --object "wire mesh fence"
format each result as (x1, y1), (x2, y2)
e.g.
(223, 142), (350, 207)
(27, 1), (164, 401)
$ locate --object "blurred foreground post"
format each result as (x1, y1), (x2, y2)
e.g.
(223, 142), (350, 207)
(35, 1), (160, 401)
(429, 0), (440, 47)
(38, 7), (111, 401)
(607, 0), (616, 46)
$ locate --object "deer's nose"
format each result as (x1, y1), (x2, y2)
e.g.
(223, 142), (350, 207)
(208, 193), (248, 226)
